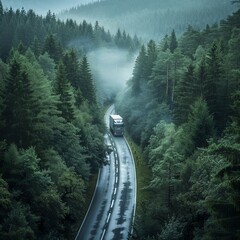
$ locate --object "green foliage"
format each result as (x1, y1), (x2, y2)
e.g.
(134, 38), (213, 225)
(173, 64), (198, 125)
(159, 216), (185, 240)
(38, 52), (56, 81)
(184, 98), (215, 151)
(0, 10), (106, 237)
(63, 0), (237, 41)
(0, 0), (3, 19)
(79, 55), (97, 105)
(1, 203), (36, 240)
(0, 6), (139, 60)
(131, 45), (147, 96)
(43, 34), (63, 63)
(117, 8), (240, 240)
(54, 62), (76, 122)
(169, 30), (178, 53)
(3, 55), (36, 148)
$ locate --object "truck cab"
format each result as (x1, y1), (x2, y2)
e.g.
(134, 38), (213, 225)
(109, 115), (124, 136)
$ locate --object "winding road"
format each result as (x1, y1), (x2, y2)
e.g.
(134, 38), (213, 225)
(75, 105), (137, 240)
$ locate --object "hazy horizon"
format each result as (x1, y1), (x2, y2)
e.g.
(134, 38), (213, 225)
(1, 0), (100, 15)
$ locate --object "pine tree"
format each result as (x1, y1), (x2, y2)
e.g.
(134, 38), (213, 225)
(146, 40), (158, 79)
(169, 30), (178, 53)
(31, 36), (42, 57)
(3, 56), (36, 147)
(0, 60), (7, 131)
(149, 49), (172, 103)
(63, 49), (80, 89)
(0, 0), (3, 21)
(204, 41), (224, 131)
(131, 45), (147, 96)
(43, 34), (62, 63)
(54, 62), (76, 122)
(197, 55), (207, 97)
(79, 56), (97, 105)
(161, 34), (169, 52)
(174, 64), (197, 125)
(186, 97), (214, 149)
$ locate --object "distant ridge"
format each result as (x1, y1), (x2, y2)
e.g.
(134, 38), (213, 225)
(60, 0), (238, 40)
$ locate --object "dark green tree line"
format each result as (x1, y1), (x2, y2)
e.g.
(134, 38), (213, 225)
(116, 7), (240, 240)
(0, 3), (140, 60)
(0, 3), (107, 237)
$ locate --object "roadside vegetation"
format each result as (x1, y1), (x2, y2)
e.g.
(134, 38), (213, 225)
(0, 1), (138, 239)
(116, 6), (240, 240)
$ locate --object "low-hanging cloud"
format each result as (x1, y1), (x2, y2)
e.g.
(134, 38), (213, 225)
(87, 47), (137, 103)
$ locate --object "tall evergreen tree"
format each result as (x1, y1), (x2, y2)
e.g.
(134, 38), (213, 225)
(161, 34), (169, 52)
(185, 97), (214, 149)
(205, 41), (224, 130)
(63, 49), (80, 89)
(3, 56), (36, 147)
(31, 36), (42, 57)
(79, 56), (97, 105)
(149, 49), (172, 103)
(146, 40), (158, 79)
(54, 62), (76, 122)
(114, 28), (123, 47)
(196, 55), (207, 97)
(169, 30), (178, 53)
(43, 34), (62, 63)
(0, 0), (3, 21)
(174, 64), (197, 125)
(132, 45), (147, 96)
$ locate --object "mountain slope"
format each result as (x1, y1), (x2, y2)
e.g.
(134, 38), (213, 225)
(1, 0), (92, 14)
(61, 0), (238, 40)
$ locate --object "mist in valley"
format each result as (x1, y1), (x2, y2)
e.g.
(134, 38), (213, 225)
(61, 0), (238, 41)
(87, 47), (137, 104)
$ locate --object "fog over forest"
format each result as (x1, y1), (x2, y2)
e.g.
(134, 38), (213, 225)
(1, 0), (96, 14)
(1, 0), (240, 239)
(61, 0), (238, 40)
(88, 47), (136, 103)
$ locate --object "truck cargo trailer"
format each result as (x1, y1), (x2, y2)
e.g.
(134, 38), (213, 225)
(109, 114), (124, 136)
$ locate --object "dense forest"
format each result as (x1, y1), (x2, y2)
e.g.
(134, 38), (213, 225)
(0, 1), (140, 239)
(62, 0), (238, 40)
(0, 4), (140, 60)
(116, 5), (240, 240)
(1, 0), (88, 15)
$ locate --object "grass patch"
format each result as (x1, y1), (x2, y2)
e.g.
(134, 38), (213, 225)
(125, 135), (152, 212)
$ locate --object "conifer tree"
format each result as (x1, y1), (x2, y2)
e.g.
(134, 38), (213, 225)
(186, 97), (214, 149)
(54, 62), (75, 122)
(3, 57), (36, 147)
(63, 49), (80, 89)
(114, 28), (122, 47)
(146, 40), (158, 79)
(0, 0), (3, 21)
(174, 64), (197, 125)
(161, 34), (169, 52)
(205, 41), (224, 130)
(169, 30), (178, 53)
(79, 56), (97, 105)
(31, 36), (42, 57)
(197, 55), (207, 97)
(43, 34), (62, 63)
(132, 45), (147, 96)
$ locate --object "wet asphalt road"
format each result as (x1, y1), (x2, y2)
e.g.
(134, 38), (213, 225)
(75, 106), (136, 240)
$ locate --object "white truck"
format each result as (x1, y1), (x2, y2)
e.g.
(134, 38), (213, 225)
(109, 114), (124, 136)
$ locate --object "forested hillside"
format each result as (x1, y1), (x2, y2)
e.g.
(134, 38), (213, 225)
(62, 0), (238, 40)
(116, 6), (240, 240)
(2, 0), (88, 14)
(0, 1), (139, 238)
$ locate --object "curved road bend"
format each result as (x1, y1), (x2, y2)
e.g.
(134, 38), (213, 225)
(75, 105), (137, 240)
